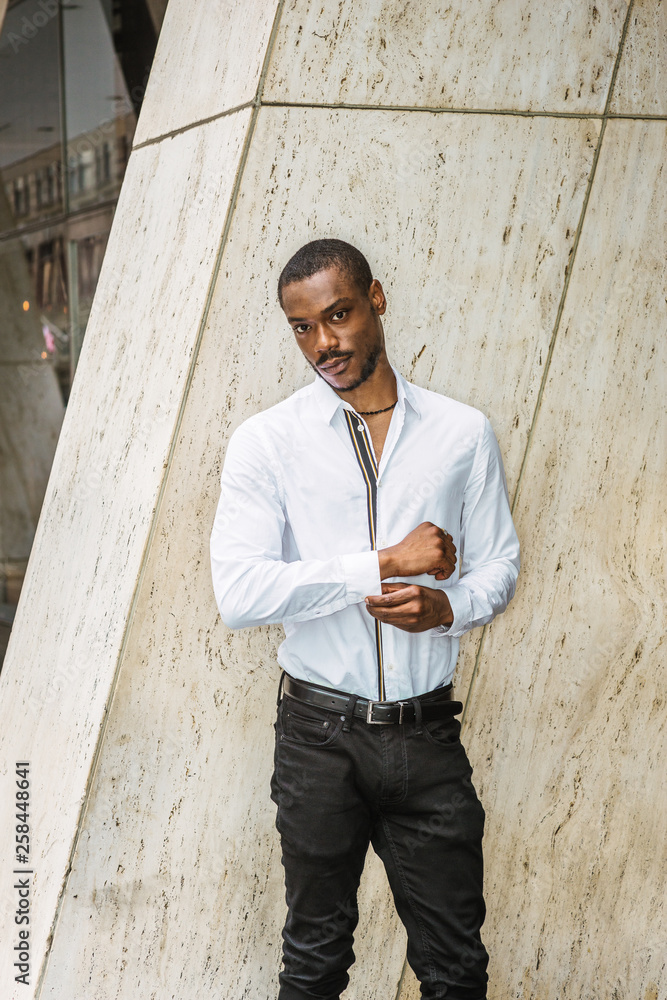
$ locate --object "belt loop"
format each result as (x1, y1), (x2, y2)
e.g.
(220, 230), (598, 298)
(342, 694), (358, 732)
(277, 670), (286, 707)
(411, 696), (423, 735)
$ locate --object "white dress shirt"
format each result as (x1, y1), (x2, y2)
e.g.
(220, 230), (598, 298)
(210, 366), (520, 701)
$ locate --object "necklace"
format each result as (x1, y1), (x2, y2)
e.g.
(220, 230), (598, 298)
(356, 401), (398, 416)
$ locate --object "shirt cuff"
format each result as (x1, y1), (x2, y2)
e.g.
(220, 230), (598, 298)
(341, 551), (382, 603)
(433, 583), (472, 638)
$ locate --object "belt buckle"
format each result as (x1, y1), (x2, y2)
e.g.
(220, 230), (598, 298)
(365, 699), (394, 724)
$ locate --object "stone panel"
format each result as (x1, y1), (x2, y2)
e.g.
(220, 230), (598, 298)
(264, 0), (627, 113)
(134, 0), (279, 144)
(0, 110), (251, 994)
(221, 105), (598, 703)
(3, 1), (664, 996)
(610, 0), (667, 114)
(453, 119), (667, 1000)
(39, 104), (603, 997)
(218, 106), (597, 512)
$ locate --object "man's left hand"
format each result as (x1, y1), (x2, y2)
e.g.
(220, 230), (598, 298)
(365, 583), (453, 633)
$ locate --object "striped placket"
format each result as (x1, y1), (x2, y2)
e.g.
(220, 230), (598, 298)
(343, 409), (386, 701)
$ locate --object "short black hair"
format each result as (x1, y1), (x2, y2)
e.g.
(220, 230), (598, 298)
(278, 238), (373, 306)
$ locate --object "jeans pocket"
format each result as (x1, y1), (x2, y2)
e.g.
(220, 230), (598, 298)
(279, 697), (344, 748)
(421, 715), (462, 748)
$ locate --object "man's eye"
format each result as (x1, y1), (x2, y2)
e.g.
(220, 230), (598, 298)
(294, 325), (309, 334)
(332, 311), (346, 320)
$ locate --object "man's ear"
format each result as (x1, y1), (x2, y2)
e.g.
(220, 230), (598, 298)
(369, 278), (387, 316)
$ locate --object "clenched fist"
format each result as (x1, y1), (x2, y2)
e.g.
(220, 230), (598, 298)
(378, 521), (457, 581)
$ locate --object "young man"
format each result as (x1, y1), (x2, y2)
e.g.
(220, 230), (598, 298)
(210, 239), (520, 1000)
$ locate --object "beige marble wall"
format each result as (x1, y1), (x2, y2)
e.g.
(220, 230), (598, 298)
(456, 117), (667, 1000)
(611, 0), (667, 114)
(0, 1), (664, 998)
(0, 110), (253, 994)
(264, 0), (627, 112)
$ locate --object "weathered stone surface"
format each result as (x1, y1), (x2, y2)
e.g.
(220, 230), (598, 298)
(439, 118), (667, 1000)
(134, 0), (279, 144)
(0, 109), (251, 992)
(39, 105), (601, 998)
(215, 105), (599, 709)
(264, 0), (627, 112)
(2, 3), (665, 1000)
(220, 106), (598, 516)
(611, 0), (667, 114)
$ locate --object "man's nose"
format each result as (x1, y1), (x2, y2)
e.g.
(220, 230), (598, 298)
(313, 323), (339, 355)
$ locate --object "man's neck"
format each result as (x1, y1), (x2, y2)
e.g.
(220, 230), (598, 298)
(333, 357), (397, 414)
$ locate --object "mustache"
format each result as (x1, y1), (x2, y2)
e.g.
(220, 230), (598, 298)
(317, 351), (353, 367)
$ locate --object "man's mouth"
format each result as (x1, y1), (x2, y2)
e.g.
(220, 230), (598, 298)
(319, 355), (352, 375)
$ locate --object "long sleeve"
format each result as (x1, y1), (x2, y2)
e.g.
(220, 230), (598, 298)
(210, 421), (382, 629)
(437, 416), (520, 638)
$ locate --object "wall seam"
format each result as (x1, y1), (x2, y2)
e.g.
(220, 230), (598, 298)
(128, 107), (667, 160)
(33, 1), (287, 994)
(609, 112), (667, 120)
(2, 116), (665, 249)
(261, 100), (666, 122)
(132, 100), (255, 150)
(263, 100), (605, 118)
(459, 0), (637, 730)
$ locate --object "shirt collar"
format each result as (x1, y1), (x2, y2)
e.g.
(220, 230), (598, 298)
(312, 363), (422, 425)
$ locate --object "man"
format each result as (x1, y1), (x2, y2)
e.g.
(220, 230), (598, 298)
(210, 239), (520, 1000)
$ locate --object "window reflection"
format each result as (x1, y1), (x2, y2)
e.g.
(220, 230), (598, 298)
(0, 0), (163, 659)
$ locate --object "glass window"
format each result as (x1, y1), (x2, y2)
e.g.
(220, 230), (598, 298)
(0, 0), (162, 656)
(62, 0), (138, 213)
(0, 0), (64, 230)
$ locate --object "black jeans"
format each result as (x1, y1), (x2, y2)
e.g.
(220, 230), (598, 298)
(270, 681), (488, 1000)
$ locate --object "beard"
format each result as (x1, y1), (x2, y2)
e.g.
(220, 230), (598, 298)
(312, 339), (383, 392)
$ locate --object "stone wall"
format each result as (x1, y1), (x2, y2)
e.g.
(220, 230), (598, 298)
(0, 2), (664, 998)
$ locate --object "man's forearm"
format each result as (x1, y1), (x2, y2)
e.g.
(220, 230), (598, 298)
(211, 548), (382, 629)
(378, 548), (399, 580)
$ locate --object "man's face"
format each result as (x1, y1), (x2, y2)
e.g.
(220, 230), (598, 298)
(281, 266), (387, 393)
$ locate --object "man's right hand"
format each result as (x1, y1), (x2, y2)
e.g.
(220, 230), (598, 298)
(378, 522), (457, 581)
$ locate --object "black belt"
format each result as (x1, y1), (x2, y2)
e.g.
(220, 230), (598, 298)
(282, 673), (463, 725)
